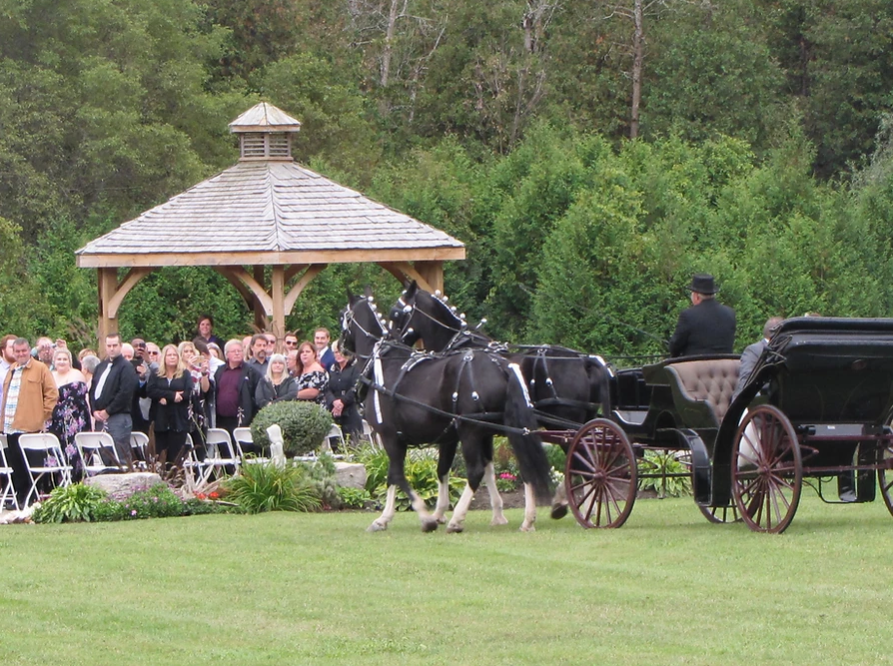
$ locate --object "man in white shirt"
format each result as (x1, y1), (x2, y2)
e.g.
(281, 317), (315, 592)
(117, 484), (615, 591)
(0, 335), (15, 408)
(314, 328), (335, 369)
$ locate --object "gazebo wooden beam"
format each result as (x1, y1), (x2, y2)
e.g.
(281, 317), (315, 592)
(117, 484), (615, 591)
(107, 267), (154, 319)
(284, 264), (326, 315)
(378, 261), (441, 293)
(212, 266), (255, 309)
(76, 247), (465, 269)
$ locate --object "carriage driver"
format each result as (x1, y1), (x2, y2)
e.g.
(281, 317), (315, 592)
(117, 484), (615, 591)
(669, 273), (736, 358)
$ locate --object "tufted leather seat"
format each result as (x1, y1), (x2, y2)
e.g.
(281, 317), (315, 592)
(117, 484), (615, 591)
(670, 359), (740, 424)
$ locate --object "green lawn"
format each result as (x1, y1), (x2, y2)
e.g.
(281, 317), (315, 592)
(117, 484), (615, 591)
(1, 495), (891, 665)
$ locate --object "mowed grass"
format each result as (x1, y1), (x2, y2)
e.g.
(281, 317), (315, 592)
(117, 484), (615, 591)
(1, 494), (892, 666)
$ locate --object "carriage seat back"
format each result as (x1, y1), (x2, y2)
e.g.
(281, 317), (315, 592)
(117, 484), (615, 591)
(668, 359), (740, 425)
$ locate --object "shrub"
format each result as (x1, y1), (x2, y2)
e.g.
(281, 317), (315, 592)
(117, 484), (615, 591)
(32, 483), (109, 523)
(250, 401), (333, 456)
(118, 484), (185, 519)
(496, 472), (518, 492)
(182, 497), (243, 516)
(295, 454), (340, 509)
(543, 443), (567, 475)
(637, 450), (692, 498)
(336, 486), (374, 509)
(360, 447), (465, 511)
(224, 461), (322, 513)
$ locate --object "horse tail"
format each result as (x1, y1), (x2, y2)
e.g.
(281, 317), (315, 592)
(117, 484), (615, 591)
(504, 362), (553, 504)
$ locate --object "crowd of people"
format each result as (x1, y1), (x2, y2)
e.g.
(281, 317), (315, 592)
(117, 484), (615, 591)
(0, 315), (363, 506)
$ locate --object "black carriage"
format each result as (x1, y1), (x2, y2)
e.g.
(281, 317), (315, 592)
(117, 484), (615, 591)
(548, 317), (893, 533)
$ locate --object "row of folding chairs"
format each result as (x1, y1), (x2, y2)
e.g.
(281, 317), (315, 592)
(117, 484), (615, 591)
(0, 432), (74, 508)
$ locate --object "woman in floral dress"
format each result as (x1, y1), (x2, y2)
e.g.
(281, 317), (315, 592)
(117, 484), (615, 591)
(295, 342), (328, 405)
(49, 348), (90, 481)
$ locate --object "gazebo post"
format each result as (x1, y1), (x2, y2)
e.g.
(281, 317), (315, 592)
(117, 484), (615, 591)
(271, 266), (286, 338)
(97, 267), (118, 341)
(252, 265), (267, 331)
(414, 261), (444, 295)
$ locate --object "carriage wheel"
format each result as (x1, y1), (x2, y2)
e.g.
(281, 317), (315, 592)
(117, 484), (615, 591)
(732, 405), (802, 534)
(564, 418), (637, 529)
(877, 435), (893, 517)
(697, 504), (740, 524)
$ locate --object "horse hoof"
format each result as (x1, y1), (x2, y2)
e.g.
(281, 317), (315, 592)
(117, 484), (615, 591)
(519, 524), (536, 533)
(421, 519), (439, 533)
(550, 503), (569, 520)
(446, 523), (464, 533)
(490, 515), (509, 526)
(434, 515), (448, 525)
(367, 522), (387, 532)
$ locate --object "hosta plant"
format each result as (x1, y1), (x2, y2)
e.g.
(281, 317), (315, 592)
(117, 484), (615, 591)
(32, 483), (109, 523)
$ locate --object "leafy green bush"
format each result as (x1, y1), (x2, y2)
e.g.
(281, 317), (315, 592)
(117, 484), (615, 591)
(543, 443), (567, 474)
(250, 401), (333, 456)
(119, 484), (185, 519)
(32, 484), (109, 523)
(295, 454), (340, 509)
(637, 450), (692, 498)
(359, 447), (465, 511)
(182, 497), (243, 516)
(336, 486), (374, 510)
(224, 461), (321, 514)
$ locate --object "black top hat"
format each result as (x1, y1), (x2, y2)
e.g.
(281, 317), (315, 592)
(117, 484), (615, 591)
(686, 273), (719, 295)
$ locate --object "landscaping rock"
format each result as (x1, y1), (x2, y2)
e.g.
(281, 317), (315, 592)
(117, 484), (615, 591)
(334, 462), (366, 489)
(85, 472), (164, 500)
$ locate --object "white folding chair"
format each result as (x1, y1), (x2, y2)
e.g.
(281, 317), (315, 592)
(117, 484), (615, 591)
(18, 433), (73, 506)
(130, 431), (149, 468)
(362, 420), (383, 450)
(204, 428), (241, 480)
(74, 432), (124, 476)
(233, 427), (267, 464)
(324, 424), (345, 454)
(0, 434), (20, 511)
(181, 433), (210, 491)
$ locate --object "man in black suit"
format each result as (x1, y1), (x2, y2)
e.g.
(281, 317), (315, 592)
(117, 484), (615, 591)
(90, 332), (139, 464)
(669, 274), (737, 357)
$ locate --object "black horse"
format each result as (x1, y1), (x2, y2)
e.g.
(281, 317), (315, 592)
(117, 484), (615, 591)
(390, 281), (609, 429)
(340, 293), (553, 533)
(390, 281), (612, 519)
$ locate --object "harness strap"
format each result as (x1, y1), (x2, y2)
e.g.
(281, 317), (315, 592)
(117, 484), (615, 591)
(357, 375), (531, 437)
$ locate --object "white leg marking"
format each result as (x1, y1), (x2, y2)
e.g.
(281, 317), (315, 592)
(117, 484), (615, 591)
(433, 475), (451, 524)
(368, 484), (398, 532)
(483, 462), (508, 526)
(520, 482), (537, 532)
(446, 484), (476, 533)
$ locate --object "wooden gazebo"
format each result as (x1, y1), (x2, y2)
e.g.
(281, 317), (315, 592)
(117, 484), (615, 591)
(76, 102), (465, 339)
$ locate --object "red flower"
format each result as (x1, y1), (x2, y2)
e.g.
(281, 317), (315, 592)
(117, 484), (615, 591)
(195, 492), (206, 500)
(209, 491), (220, 500)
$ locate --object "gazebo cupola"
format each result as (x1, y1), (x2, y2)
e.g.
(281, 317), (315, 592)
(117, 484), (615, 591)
(230, 101), (302, 162)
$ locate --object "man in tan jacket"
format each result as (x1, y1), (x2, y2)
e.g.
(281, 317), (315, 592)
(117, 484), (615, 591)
(1, 337), (58, 506)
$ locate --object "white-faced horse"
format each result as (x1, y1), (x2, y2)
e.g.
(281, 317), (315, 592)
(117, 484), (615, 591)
(341, 294), (552, 533)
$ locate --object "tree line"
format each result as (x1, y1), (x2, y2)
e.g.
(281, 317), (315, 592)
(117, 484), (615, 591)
(1, 0), (892, 359)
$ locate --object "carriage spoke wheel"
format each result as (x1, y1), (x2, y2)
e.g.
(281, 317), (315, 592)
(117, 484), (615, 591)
(565, 418), (637, 529)
(732, 405), (802, 534)
(698, 504), (740, 524)
(877, 434), (893, 517)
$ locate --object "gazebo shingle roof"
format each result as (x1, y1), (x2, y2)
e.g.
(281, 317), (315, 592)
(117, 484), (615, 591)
(78, 100), (462, 339)
(77, 161), (464, 264)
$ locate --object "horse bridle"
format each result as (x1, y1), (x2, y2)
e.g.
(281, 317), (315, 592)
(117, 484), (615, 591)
(394, 291), (466, 341)
(341, 298), (387, 360)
